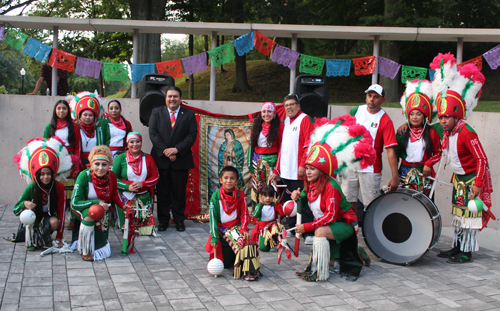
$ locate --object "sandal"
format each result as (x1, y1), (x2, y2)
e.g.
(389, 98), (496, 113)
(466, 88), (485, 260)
(26, 246), (36, 251)
(447, 252), (472, 264)
(81, 253), (94, 261)
(244, 273), (257, 281)
(301, 272), (318, 282)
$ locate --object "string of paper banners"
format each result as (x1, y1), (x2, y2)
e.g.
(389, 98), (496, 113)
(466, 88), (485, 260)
(2, 23), (500, 83)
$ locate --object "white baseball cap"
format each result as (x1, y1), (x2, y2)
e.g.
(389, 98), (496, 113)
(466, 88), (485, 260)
(365, 84), (385, 97)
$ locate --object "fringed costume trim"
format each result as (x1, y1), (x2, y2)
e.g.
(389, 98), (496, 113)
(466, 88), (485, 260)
(312, 237), (330, 281)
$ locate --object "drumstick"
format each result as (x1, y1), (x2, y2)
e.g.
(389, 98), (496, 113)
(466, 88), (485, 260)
(294, 188), (301, 257)
(422, 175), (453, 187)
(429, 156), (443, 198)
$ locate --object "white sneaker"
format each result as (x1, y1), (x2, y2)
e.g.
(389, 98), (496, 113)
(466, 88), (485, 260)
(305, 236), (314, 245)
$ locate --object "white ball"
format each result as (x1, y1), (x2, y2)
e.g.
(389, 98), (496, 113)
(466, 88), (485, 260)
(207, 258), (224, 277)
(19, 210), (36, 225)
(467, 198), (484, 214)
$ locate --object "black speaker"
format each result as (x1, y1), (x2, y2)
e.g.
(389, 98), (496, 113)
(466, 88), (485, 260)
(139, 74), (175, 126)
(295, 74), (328, 118)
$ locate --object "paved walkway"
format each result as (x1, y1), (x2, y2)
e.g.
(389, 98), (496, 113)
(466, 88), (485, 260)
(1, 204), (500, 311)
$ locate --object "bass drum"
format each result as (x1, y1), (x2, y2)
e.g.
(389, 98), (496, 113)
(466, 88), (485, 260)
(362, 188), (441, 265)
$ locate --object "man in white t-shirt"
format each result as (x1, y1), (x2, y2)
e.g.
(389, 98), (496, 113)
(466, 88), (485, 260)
(270, 94), (315, 243)
(341, 84), (399, 214)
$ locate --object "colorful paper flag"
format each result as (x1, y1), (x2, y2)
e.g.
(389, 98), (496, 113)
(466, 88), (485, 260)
(48, 48), (77, 72)
(299, 54), (326, 75)
(232, 32), (255, 56)
(326, 59), (351, 77)
(271, 44), (300, 69)
(156, 59), (183, 78)
(207, 42), (235, 67)
(352, 56), (377, 76)
(401, 65), (427, 83)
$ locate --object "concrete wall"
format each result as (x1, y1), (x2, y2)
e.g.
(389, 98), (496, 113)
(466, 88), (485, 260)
(1, 94), (498, 229)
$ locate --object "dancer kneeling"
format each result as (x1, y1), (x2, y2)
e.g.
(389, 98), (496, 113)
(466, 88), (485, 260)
(291, 115), (376, 282)
(205, 166), (261, 281)
(71, 146), (126, 261)
(14, 137), (78, 250)
(251, 184), (284, 251)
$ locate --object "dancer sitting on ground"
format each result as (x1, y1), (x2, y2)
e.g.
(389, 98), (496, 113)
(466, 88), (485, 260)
(250, 184), (284, 251)
(14, 137), (78, 250)
(71, 145), (126, 261)
(291, 115), (376, 282)
(205, 166), (261, 281)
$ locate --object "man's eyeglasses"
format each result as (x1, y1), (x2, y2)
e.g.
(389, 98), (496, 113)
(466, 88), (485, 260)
(284, 94), (299, 108)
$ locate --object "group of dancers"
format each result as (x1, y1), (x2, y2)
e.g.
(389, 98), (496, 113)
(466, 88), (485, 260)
(12, 52), (494, 283)
(14, 92), (159, 261)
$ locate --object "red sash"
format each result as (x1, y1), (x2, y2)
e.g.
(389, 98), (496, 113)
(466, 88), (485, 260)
(205, 218), (240, 261)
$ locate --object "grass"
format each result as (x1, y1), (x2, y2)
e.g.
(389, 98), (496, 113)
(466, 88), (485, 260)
(174, 58), (500, 112)
(107, 90), (128, 98)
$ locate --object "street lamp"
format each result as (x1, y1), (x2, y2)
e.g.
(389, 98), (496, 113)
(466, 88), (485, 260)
(20, 68), (26, 94)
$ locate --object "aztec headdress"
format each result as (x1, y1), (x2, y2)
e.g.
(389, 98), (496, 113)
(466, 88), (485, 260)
(13, 137), (80, 184)
(305, 115), (376, 178)
(430, 53), (485, 119)
(400, 79), (435, 123)
(69, 91), (103, 122)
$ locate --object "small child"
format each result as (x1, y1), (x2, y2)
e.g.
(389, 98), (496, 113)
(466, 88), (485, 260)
(205, 166), (261, 281)
(251, 184), (284, 251)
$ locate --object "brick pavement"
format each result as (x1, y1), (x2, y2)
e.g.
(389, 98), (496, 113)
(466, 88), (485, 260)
(1, 204), (500, 311)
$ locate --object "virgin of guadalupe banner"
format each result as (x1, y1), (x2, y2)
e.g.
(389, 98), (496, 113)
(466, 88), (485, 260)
(183, 104), (260, 221)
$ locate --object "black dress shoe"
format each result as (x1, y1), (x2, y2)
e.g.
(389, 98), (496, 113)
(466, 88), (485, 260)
(158, 223), (168, 231)
(176, 222), (186, 232)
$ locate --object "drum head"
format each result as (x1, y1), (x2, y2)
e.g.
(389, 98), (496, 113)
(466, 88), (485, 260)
(362, 190), (435, 265)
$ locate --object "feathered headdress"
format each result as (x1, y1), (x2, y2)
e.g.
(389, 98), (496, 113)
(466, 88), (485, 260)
(305, 115), (376, 178)
(430, 53), (485, 119)
(13, 137), (80, 184)
(69, 91), (103, 122)
(400, 79), (435, 123)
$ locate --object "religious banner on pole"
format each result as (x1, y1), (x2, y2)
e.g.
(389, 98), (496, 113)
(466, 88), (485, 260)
(184, 104), (259, 221)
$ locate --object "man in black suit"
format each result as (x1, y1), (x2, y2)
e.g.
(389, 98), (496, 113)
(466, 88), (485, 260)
(149, 86), (198, 232)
